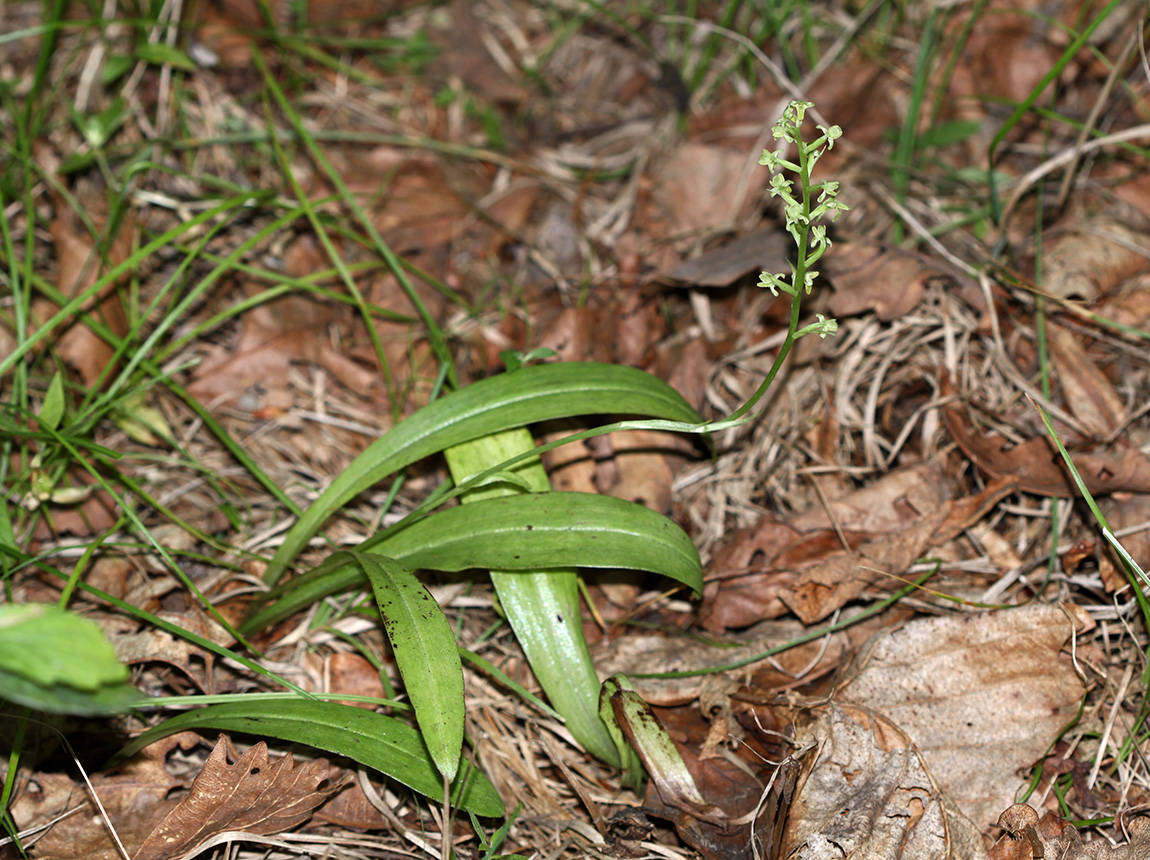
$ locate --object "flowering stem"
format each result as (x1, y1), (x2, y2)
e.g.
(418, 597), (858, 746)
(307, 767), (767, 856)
(730, 102), (844, 423)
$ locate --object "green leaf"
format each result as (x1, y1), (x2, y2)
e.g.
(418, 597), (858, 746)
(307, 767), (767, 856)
(0, 604), (138, 715)
(0, 604), (128, 690)
(263, 363), (702, 586)
(244, 492), (702, 632)
(446, 429), (620, 765)
(349, 551), (464, 781)
(39, 372), (66, 431)
(601, 674), (726, 826)
(135, 41), (196, 70)
(0, 670), (141, 715)
(108, 700), (504, 817)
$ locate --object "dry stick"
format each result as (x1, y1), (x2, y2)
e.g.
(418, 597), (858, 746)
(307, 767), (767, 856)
(1001, 123), (1150, 225)
(1056, 28), (1140, 212)
(1086, 662), (1134, 791)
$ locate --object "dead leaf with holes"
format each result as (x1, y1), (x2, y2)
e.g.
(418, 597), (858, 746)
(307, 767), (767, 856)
(9, 732), (202, 860)
(132, 737), (349, 860)
(786, 703), (988, 860)
(1040, 212), (1148, 303)
(836, 603), (1092, 831)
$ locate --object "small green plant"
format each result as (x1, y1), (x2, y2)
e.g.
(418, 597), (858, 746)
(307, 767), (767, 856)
(3, 99), (847, 836)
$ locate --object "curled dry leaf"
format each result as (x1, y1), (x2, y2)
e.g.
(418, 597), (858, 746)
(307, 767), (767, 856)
(781, 476), (1018, 625)
(836, 603), (1093, 831)
(941, 379), (1150, 497)
(787, 703), (987, 860)
(991, 803), (1150, 860)
(1046, 323), (1126, 439)
(1040, 213), (1148, 302)
(132, 737), (349, 860)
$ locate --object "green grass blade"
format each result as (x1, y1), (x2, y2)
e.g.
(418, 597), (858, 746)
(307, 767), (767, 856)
(349, 551), (464, 781)
(263, 363), (702, 586)
(108, 700), (504, 817)
(245, 492), (703, 633)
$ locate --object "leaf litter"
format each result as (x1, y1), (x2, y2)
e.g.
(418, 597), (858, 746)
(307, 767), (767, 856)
(4, 2), (1150, 860)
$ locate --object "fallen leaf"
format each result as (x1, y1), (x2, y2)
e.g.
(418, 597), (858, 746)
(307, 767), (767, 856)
(10, 733), (201, 860)
(942, 382), (1150, 497)
(593, 617), (847, 707)
(781, 476), (1018, 625)
(1040, 212), (1147, 302)
(651, 142), (759, 235)
(1046, 323), (1125, 438)
(133, 737), (348, 860)
(990, 803), (1150, 860)
(35, 210), (132, 389)
(786, 703), (987, 860)
(837, 603), (1092, 830)
(666, 228), (791, 288)
(824, 241), (954, 322)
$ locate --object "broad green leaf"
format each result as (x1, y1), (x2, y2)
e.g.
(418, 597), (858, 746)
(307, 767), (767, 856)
(263, 363), (702, 586)
(0, 604), (128, 690)
(243, 492), (702, 633)
(447, 429), (619, 765)
(0, 670), (141, 715)
(349, 551), (464, 781)
(39, 372), (65, 431)
(109, 700), (504, 817)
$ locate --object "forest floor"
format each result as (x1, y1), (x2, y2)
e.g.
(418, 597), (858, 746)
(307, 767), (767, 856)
(3, 3), (1150, 860)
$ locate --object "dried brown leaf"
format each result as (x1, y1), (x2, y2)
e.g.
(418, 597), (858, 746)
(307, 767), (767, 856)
(787, 703), (987, 860)
(781, 476), (1018, 625)
(666, 228), (791, 288)
(942, 390), (1150, 497)
(10, 733), (201, 860)
(824, 242), (947, 322)
(133, 737), (348, 860)
(991, 804), (1150, 860)
(36, 213), (132, 389)
(1047, 323), (1125, 438)
(1042, 215), (1147, 302)
(838, 604), (1092, 830)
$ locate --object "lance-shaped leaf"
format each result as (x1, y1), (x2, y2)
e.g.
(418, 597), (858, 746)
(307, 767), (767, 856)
(601, 673), (727, 827)
(446, 428), (618, 765)
(109, 700), (504, 817)
(244, 492), (702, 633)
(349, 551), (464, 781)
(263, 362), (702, 586)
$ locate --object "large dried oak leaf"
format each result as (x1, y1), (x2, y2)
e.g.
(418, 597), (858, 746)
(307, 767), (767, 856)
(132, 737), (348, 860)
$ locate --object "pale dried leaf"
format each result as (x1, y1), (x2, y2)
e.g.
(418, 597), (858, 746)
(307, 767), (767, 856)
(1042, 215), (1147, 302)
(133, 738), (348, 860)
(787, 703), (987, 860)
(837, 603), (1092, 830)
